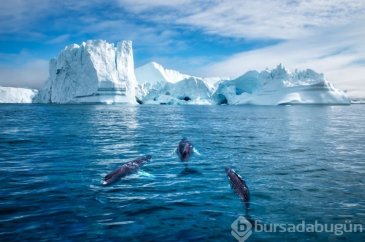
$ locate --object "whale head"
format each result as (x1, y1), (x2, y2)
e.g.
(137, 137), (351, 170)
(225, 167), (231, 174)
(178, 138), (193, 161)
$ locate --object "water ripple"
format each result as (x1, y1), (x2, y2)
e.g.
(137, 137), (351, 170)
(0, 104), (364, 241)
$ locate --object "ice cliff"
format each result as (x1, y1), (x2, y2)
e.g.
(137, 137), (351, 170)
(34, 40), (137, 104)
(0, 87), (38, 103)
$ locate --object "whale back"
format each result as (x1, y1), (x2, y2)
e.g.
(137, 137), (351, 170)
(225, 167), (250, 209)
(103, 155), (152, 185)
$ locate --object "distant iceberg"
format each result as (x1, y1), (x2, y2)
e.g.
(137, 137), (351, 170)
(0, 87), (38, 103)
(34, 40), (137, 104)
(0, 39), (351, 105)
(135, 62), (349, 105)
(213, 64), (350, 105)
(143, 77), (214, 105)
(135, 61), (225, 105)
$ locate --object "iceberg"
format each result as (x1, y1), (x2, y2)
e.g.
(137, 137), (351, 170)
(0, 87), (38, 103)
(34, 40), (137, 104)
(213, 64), (350, 105)
(2, 39), (351, 106)
(135, 62), (349, 105)
(143, 77), (214, 105)
(135, 62), (225, 104)
(135, 62), (191, 103)
(135, 61), (191, 86)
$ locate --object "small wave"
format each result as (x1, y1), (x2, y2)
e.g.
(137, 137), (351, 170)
(178, 168), (202, 177)
(125, 205), (172, 216)
(289, 148), (307, 153)
(1, 139), (34, 145)
(100, 221), (135, 226)
(136, 170), (155, 178)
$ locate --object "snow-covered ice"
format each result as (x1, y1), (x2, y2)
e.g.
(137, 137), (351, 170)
(135, 62), (226, 104)
(3, 39), (351, 105)
(135, 62), (190, 86)
(135, 62), (190, 103)
(34, 40), (137, 104)
(213, 64), (350, 105)
(143, 77), (214, 105)
(0, 87), (38, 103)
(135, 62), (349, 105)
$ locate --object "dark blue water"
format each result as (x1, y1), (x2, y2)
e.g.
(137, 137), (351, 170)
(0, 104), (364, 242)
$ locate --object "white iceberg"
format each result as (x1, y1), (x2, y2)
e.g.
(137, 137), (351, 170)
(135, 61), (190, 86)
(213, 64), (350, 105)
(135, 62), (349, 105)
(2, 39), (351, 106)
(34, 40), (137, 104)
(143, 77), (214, 105)
(135, 62), (225, 104)
(0, 87), (38, 103)
(135, 62), (191, 103)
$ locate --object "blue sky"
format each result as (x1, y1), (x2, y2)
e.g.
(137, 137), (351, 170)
(0, 0), (364, 97)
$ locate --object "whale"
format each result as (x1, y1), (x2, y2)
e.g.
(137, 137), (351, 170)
(176, 138), (194, 162)
(225, 167), (250, 212)
(102, 155), (152, 185)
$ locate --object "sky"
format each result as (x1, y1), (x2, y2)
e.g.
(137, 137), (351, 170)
(0, 0), (364, 98)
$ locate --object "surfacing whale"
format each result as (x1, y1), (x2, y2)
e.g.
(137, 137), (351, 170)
(102, 155), (152, 185)
(176, 138), (194, 162)
(225, 167), (250, 212)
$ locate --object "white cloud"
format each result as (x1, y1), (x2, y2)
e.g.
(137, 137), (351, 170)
(0, 0), (106, 36)
(0, 0), (364, 97)
(118, 0), (365, 97)
(80, 19), (188, 58)
(117, 0), (191, 12)
(0, 0), (51, 34)
(47, 34), (70, 44)
(119, 0), (365, 40)
(0, 59), (48, 89)
(198, 21), (365, 98)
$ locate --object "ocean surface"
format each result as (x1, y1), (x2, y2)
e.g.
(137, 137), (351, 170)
(0, 104), (364, 242)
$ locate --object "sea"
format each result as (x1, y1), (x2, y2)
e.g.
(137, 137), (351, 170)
(0, 104), (364, 242)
